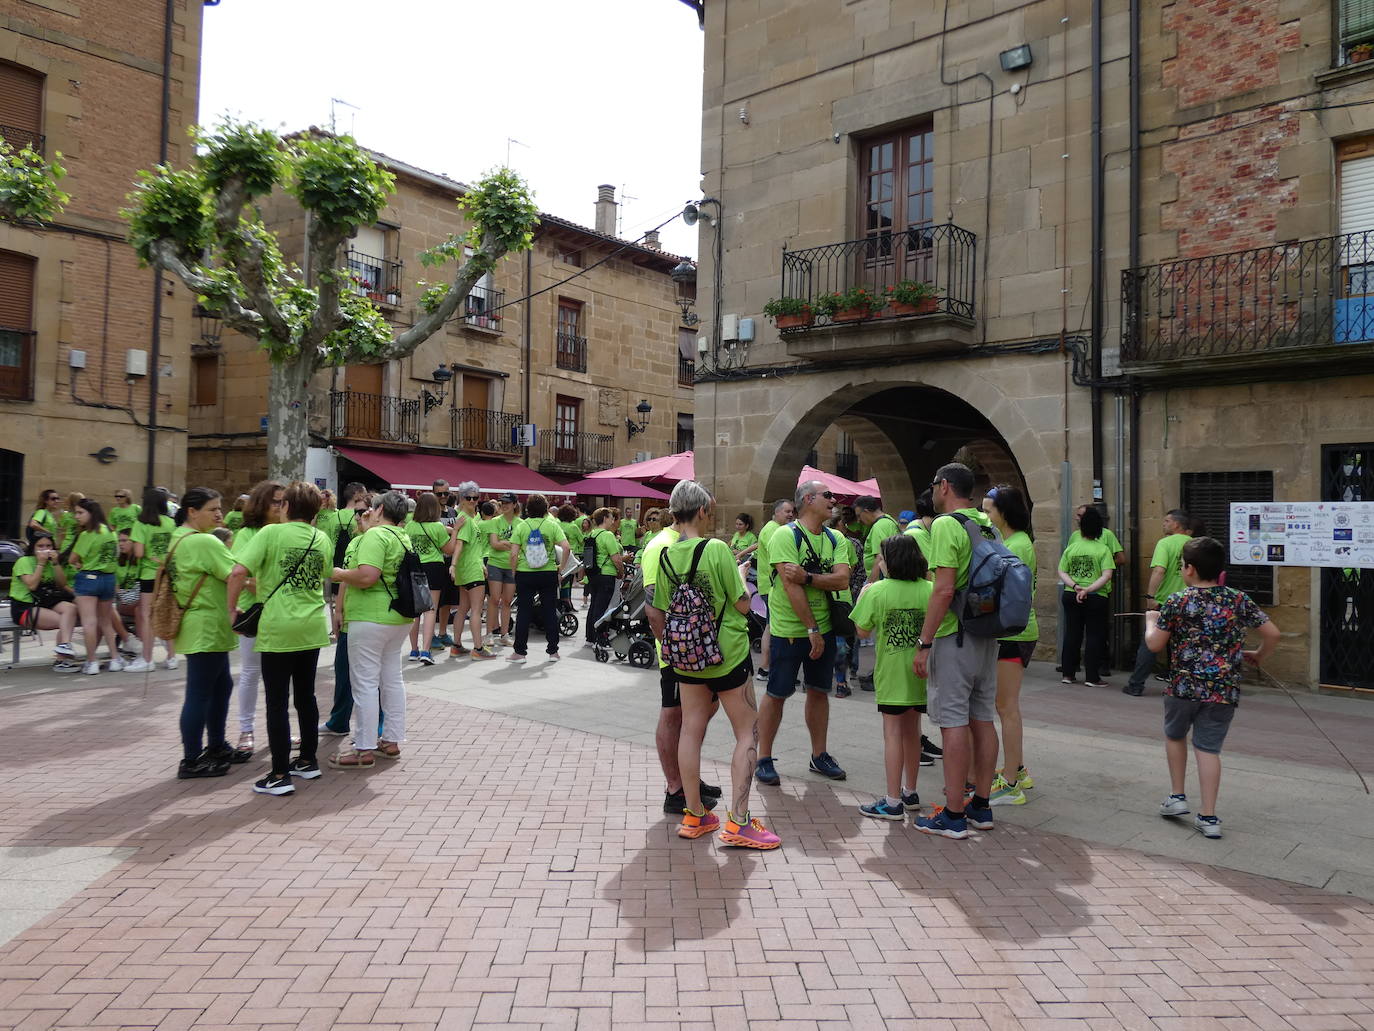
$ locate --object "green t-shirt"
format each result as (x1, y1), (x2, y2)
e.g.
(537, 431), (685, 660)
(339, 537), (362, 633)
(512, 515), (567, 573)
(640, 527), (681, 668)
(346, 525), (412, 626)
(903, 522), (932, 563)
(730, 530), (757, 553)
(116, 559), (141, 593)
(651, 536), (749, 679)
(452, 514), (485, 586)
(233, 522), (331, 653)
(58, 511), (78, 547)
(619, 518), (637, 547)
(406, 520), (450, 564)
(1069, 526), (1122, 558)
(315, 508), (341, 551)
(230, 526), (260, 607)
(29, 509), (58, 537)
(863, 514), (902, 576)
(1001, 530), (1040, 641)
(756, 520), (783, 596)
(168, 527), (236, 654)
(71, 525), (118, 573)
(1059, 535), (1115, 594)
(851, 577), (932, 707)
(224, 510), (245, 532)
(485, 515), (519, 570)
(560, 519), (585, 563)
(927, 508), (994, 638)
(9, 555), (53, 605)
(109, 504), (141, 533)
(1151, 532), (1192, 603)
(133, 516), (176, 581)
(590, 528), (620, 575)
(767, 522), (847, 637)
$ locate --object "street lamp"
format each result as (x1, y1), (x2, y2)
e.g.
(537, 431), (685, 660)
(194, 304), (223, 348)
(626, 398), (652, 437)
(422, 362), (453, 415)
(670, 259), (699, 327)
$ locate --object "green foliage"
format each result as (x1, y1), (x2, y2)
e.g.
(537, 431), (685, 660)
(415, 279), (449, 315)
(457, 167), (539, 255)
(287, 132), (395, 232)
(124, 165), (210, 265)
(321, 288), (394, 365)
(762, 297), (812, 319)
(0, 139), (70, 223)
(884, 279), (937, 306)
(196, 120), (283, 199)
(814, 285), (885, 317)
(418, 235), (466, 269)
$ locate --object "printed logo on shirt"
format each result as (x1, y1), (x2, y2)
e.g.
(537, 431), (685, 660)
(150, 530), (172, 557)
(281, 546), (325, 591)
(1067, 555), (1099, 582)
(883, 608), (923, 649)
(96, 540), (117, 567)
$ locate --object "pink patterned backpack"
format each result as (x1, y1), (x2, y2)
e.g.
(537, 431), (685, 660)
(661, 539), (724, 672)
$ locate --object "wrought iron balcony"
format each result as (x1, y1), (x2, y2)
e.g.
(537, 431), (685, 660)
(451, 407), (522, 455)
(463, 284), (504, 331)
(329, 390), (419, 445)
(0, 125), (43, 154)
(777, 223), (977, 361)
(1121, 231), (1374, 378)
(677, 355), (695, 386)
(835, 451), (859, 482)
(556, 332), (587, 372)
(345, 250), (404, 306)
(536, 428), (613, 474)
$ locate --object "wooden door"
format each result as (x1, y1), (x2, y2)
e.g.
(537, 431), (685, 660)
(0, 250), (35, 401)
(343, 364), (384, 440)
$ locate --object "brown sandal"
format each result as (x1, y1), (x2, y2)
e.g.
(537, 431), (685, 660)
(374, 741), (401, 760)
(328, 748), (375, 768)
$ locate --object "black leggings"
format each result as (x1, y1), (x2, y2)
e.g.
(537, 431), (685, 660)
(1060, 591), (1109, 681)
(514, 570), (560, 656)
(260, 648), (321, 774)
(587, 572), (617, 642)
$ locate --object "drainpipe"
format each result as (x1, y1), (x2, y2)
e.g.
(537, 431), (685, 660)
(523, 246), (533, 467)
(146, 0), (175, 490)
(1089, 0), (1105, 507)
(1122, 0), (1143, 658)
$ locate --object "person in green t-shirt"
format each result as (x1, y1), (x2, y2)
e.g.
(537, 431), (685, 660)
(753, 498), (795, 683)
(228, 480), (332, 796)
(1068, 504), (1125, 567)
(729, 513), (758, 560)
(1125, 508), (1193, 696)
(912, 463), (1001, 841)
(67, 498), (122, 675)
(324, 503), (380, 736)
(507, 494), (570, 662)
(645, 480), (779, 850)
(852, 534), (933, 821)
(27, 487), (62, 544)
(855, 495), (901, 582)
(167, 487), (245, 780)
(229, 479), (286, 753)
(558, 503), (586, 606)
(127, 487), (178, 672)
(108, 489), (141, 534)
(585, 507), (627, 641)
(756, 481), (851, 788)
(405, 491), (457, 665)
(447, 482), (494, 661)
(618, 511), (639, 553)
(983, 484), (1039, 806)
(902, 489), (937, 566)
(57, 492), (83, 553)
(329, 490), (413, 768)
(484, 493), (522, 646)
(9, 533), (77, 658)
(1057, 506), (1115, 687)
(224, 494), (248, 533)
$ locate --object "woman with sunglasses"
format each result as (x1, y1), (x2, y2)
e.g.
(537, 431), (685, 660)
(229, 480), (285, 754)
(27, 488), (62, 545)
(448, 483), (494, 659)
(128, 487), (179, 672)
(109, 489), (142, 534)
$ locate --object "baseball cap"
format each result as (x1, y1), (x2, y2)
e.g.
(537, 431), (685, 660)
(498, 491), (518, 503)
(898, 510), (915, 522)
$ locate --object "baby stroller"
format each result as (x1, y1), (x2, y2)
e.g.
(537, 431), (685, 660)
(591, 563), (656, 668)
(516, 556), (583, 639)
(741, 555), (767, 655)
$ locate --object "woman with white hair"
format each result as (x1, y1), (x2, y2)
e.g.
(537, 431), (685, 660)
(448, 481), (494, 660)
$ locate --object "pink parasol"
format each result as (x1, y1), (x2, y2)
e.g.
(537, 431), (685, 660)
(798, 465), (879, 503)
(581, 450), (694, 484)
(560, 476), (670, 500)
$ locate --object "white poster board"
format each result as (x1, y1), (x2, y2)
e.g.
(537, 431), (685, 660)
(1230, 502), (1374, 568)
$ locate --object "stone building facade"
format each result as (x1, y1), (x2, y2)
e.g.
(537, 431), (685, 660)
(188, 162), (694, 510)
(690, 0), (1374, 688)
(0, 0), (203, 535)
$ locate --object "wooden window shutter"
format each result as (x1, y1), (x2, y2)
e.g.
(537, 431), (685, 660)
(0, 250), (35, 329)
(0, 62), (44, 151)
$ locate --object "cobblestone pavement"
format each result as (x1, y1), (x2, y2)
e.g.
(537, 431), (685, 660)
(1, 647), (1372, 1030)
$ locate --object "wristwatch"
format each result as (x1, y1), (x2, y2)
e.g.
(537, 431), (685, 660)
(918, 640), (934, 650)
(804, 572), (813, 586)
(806, 627), (821, 636)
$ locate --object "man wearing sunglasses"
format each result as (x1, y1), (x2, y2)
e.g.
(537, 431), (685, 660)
(755, 480), (850, 785)
(431, 479), (458, 526)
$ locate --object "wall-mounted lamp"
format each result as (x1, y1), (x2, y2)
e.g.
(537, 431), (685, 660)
(999, 44), (1033, 71)
(194, 304), (223, 348)
(670, 259), (699, 326)
(626, 398), (652, 437)
(422, 362), (454, 415)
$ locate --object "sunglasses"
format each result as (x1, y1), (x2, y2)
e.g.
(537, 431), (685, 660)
(462, 494), (480, 501)
(816, 491), (835, 500)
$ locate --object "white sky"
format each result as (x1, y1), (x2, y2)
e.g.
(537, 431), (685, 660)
(198, 0), (705, 258)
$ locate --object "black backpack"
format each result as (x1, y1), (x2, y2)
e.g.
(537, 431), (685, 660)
(583, 529), (601, 570)
(382, 527), (432, 618)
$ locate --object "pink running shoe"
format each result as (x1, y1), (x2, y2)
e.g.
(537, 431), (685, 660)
(678, 810), (720, 839)
(719, 814), (781, 850)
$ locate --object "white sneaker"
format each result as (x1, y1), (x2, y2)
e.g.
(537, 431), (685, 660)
(1194, 814), (1223, 838)
(124, 658), (153, 672)
(1159, 794), (1190, 818)
(163, 657), (179, 670)
(54, 642), (75, 658)
(82, 661), (101, 676)
(107, 657), (126, 672)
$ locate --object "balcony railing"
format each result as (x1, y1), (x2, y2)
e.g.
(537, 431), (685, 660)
(556, 332), (587, 372)
(780, 223), (977, 327)
(0, 124), (43, 154)
(463, 284), (504, 331)
(835, 451), (859, 482)
(536, 428), (614, 474)
(1121, 231), (1374, 375)
(346, 250), (404, 306)
(329, 390), (419, 445)
(677, 355), (695, 386)
(451, 407), (522, 455)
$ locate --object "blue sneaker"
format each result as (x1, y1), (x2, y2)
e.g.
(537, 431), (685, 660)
(965, 801), (994, 830)
(430, 635), (445, 650)
(915, 807), (969, 840)
(440, 634), (456, 648)
(408, 649), (422, 660)
(859, 798), (905, 821)
(809, 752), (846, 780)
(755, 757), (780, 786)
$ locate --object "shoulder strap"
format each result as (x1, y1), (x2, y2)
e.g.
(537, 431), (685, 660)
(686, 537), (710, 582)
(261, 528), (320, 606)
(163, 531), (209, 608)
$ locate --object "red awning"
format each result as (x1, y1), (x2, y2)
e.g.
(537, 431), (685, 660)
(335, 446), (574, 496)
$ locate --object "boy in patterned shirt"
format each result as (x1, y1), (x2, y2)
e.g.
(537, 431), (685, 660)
(1144, 536), (1280, 839)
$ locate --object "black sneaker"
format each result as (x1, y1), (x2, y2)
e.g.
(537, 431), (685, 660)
(663, 790), (718, 814)
(700, 779), (722, 799)
(835, 682), (852, 698)
(203, 742), (252, 765)
(857, 675), (875, 692)
(178, 757), (230, 779)
(253, 772), (295, 795)
(920, 735), (943, 760)
(902, 790), (921, 808)
(809, 752), (847, 780)
(288, 757), (322, 780)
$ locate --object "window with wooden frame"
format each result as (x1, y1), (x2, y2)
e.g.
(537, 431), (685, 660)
(0, 249), (36, 401)
(554, 395), (581, 464)
(1336, 139), (1374, 343)
(192, 354), (219, 407)
(1338, 0), (1374, 64)
(556, 299), (585, 371)
(0, 61), (44, 153)
(858, 123), (935, 289)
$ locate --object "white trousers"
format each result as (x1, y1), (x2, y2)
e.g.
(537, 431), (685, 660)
(348, 621), (409, 750)
(236, 634), (262, 734)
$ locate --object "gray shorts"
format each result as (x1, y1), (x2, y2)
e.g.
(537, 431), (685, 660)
(487, 564), (516, 585)
(927, 633), (998, 729)
(1163, 696), (1236, 754)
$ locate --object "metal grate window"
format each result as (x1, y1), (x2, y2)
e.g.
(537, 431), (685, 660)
(1320, 444), (1374, 689)
(1180, 471), (1274, 604)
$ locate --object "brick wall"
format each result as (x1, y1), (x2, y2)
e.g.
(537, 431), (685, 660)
(1162, 0), (1300, 109)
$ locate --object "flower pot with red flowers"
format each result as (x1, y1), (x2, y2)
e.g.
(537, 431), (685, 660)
(815, 286), (885, 323)
(1350, 42), (1374, 63)
(763, 296), (814, 330)
(883, 279), (939, 316)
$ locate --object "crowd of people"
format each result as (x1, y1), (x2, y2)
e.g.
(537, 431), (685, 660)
(12, 464), (1279, 835)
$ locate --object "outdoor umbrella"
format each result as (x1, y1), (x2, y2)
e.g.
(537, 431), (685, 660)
(798, 464), (877, 503)
(858, 477), (881, 495)
(562, 476), (670, 501)
(581, 450), (694, 484)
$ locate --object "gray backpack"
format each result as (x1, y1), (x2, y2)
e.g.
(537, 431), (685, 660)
(949, 513), (1032, 639)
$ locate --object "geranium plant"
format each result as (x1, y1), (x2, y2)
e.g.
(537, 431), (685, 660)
(885, 280), (938, 306)
(814, 285), (884, 317)
(762, 296), (812, 319)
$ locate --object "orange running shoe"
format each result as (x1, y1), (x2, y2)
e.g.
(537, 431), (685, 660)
(679, 810), (721, 839)
(719, 815), (781, 849)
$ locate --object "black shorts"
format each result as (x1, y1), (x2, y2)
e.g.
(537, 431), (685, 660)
(423, 561), (451, 593)
(998, 640), (1035, 667)
(457, 579), (485, 592)
(674, 657), (752, 692)
(10, 600), (37, 627)
(140, 578), (155, 594)
(878, 703), (928, 715)
(660, 665), (680, 708)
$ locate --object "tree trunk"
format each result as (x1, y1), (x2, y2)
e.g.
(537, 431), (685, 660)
(266, 356), (316, 483)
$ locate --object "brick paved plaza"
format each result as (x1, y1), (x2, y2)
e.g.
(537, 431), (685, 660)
(1, 645), (1372, 1030)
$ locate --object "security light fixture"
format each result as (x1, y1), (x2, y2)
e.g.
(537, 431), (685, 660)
(999, 44), (1033, 72)
(422, 363), (454, 415)
(626, 399), (653, 438)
